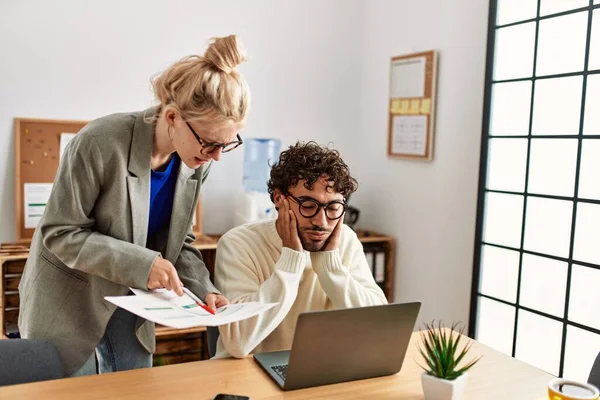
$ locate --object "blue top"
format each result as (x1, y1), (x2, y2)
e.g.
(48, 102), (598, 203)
(148, 154), (180, 235)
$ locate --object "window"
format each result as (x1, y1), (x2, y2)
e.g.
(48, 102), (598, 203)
(471, 0), (600, 383)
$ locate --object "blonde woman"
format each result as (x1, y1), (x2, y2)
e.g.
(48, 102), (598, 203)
(18, 35), (249, 376)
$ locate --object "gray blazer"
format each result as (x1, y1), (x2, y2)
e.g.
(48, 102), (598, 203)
(18, 108), (219, 375)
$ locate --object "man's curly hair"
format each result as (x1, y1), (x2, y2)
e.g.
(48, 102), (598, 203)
(267, 141), (358, 202)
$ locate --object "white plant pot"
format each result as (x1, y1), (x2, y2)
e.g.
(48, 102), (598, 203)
(421, 372), (469, 400)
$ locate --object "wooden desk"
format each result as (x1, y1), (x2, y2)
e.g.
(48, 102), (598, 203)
(0, 332), (553, 399)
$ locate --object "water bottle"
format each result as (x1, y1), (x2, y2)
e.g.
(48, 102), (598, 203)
(243, 138), (281, 193)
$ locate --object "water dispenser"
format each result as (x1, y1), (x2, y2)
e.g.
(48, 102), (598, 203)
(243, 138), (281, 193)
(235, 138), (281, 226)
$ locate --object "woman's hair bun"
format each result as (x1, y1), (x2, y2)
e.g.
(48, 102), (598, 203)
(204, 34), (247, 74)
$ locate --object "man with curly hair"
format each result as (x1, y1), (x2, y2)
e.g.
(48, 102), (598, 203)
(213, 141), (387, 358)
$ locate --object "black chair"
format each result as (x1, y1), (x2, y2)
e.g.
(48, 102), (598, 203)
(589, 352), (600, 388)
(206, 326), (220, 358)
(0, 339), (64, 386)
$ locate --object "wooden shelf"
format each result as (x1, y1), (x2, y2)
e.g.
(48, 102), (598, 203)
(154, 325), (206, 365)
(355, 230), (393, 243)
(0, 242), (30, 258)
(191, 235), (220, 250)
(155, 325), (206, 337)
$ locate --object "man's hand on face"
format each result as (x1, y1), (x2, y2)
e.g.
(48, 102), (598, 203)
(277, 196), (303, 252)
(322, 214), (345, 252)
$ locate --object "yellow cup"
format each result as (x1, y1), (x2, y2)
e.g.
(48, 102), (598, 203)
(548, 378), (599, 400)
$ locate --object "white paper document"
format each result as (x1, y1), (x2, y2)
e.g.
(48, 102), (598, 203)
(59, 133), (77, 160)
(391, 115), (428, 156)
(24, 183), (53, 228)
(390, 56), (426, 99)
(105, 288), (277, 329)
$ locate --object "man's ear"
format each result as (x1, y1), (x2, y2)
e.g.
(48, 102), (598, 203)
(273, 189), (284, 208)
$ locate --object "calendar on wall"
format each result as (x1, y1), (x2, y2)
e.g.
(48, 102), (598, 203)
(387, 50), (438, 161)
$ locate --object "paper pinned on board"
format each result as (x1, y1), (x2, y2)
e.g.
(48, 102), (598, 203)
(59, 133), (77, 160)
(105, 288), (277, 329)
(391, 115), (428, 156)
(24, 183), (53, 228)
(390, 56), (426, 99)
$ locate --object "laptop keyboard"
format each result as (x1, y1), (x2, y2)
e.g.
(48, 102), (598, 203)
(271, 364), (288, 381)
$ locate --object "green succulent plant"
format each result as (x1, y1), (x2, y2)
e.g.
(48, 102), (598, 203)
(417, 321), (481, 381)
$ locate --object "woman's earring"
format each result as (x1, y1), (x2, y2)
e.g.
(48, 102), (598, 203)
(168, 125), (174, 140)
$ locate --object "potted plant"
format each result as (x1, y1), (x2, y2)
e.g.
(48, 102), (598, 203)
(417, 321), (481, 400)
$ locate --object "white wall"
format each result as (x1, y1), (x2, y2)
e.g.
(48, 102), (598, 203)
(0, 0), (364, 238)
(343, 0), (489, 327)
(0, 0), (489, 327)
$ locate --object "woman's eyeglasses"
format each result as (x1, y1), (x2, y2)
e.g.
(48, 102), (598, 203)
(185, 121), (243, 154)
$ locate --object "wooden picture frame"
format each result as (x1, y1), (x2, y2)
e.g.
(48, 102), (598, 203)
(387, 50), (439, 160)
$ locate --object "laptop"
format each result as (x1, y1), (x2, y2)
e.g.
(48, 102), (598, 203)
(253, 302), (421, 391)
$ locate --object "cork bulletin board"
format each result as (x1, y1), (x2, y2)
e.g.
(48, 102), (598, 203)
(14, 118), (88, 242)
(14, 117), (204, 242)
(387, 50), (439, 160)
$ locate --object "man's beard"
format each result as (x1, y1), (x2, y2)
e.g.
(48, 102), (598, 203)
(298, 226), (331, 252)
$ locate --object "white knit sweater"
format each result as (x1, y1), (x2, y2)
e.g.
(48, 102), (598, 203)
(213, 219), (388, 358)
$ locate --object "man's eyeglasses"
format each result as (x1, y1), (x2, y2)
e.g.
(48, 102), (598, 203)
(286, 193), (347, 220)
(185, 121), (243, 154)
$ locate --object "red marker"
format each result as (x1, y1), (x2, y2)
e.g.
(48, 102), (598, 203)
(195, 301), (216, 315)
(182, 287), (215, 315)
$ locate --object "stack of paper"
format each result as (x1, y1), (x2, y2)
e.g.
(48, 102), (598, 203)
(104, 288), (276, 329)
